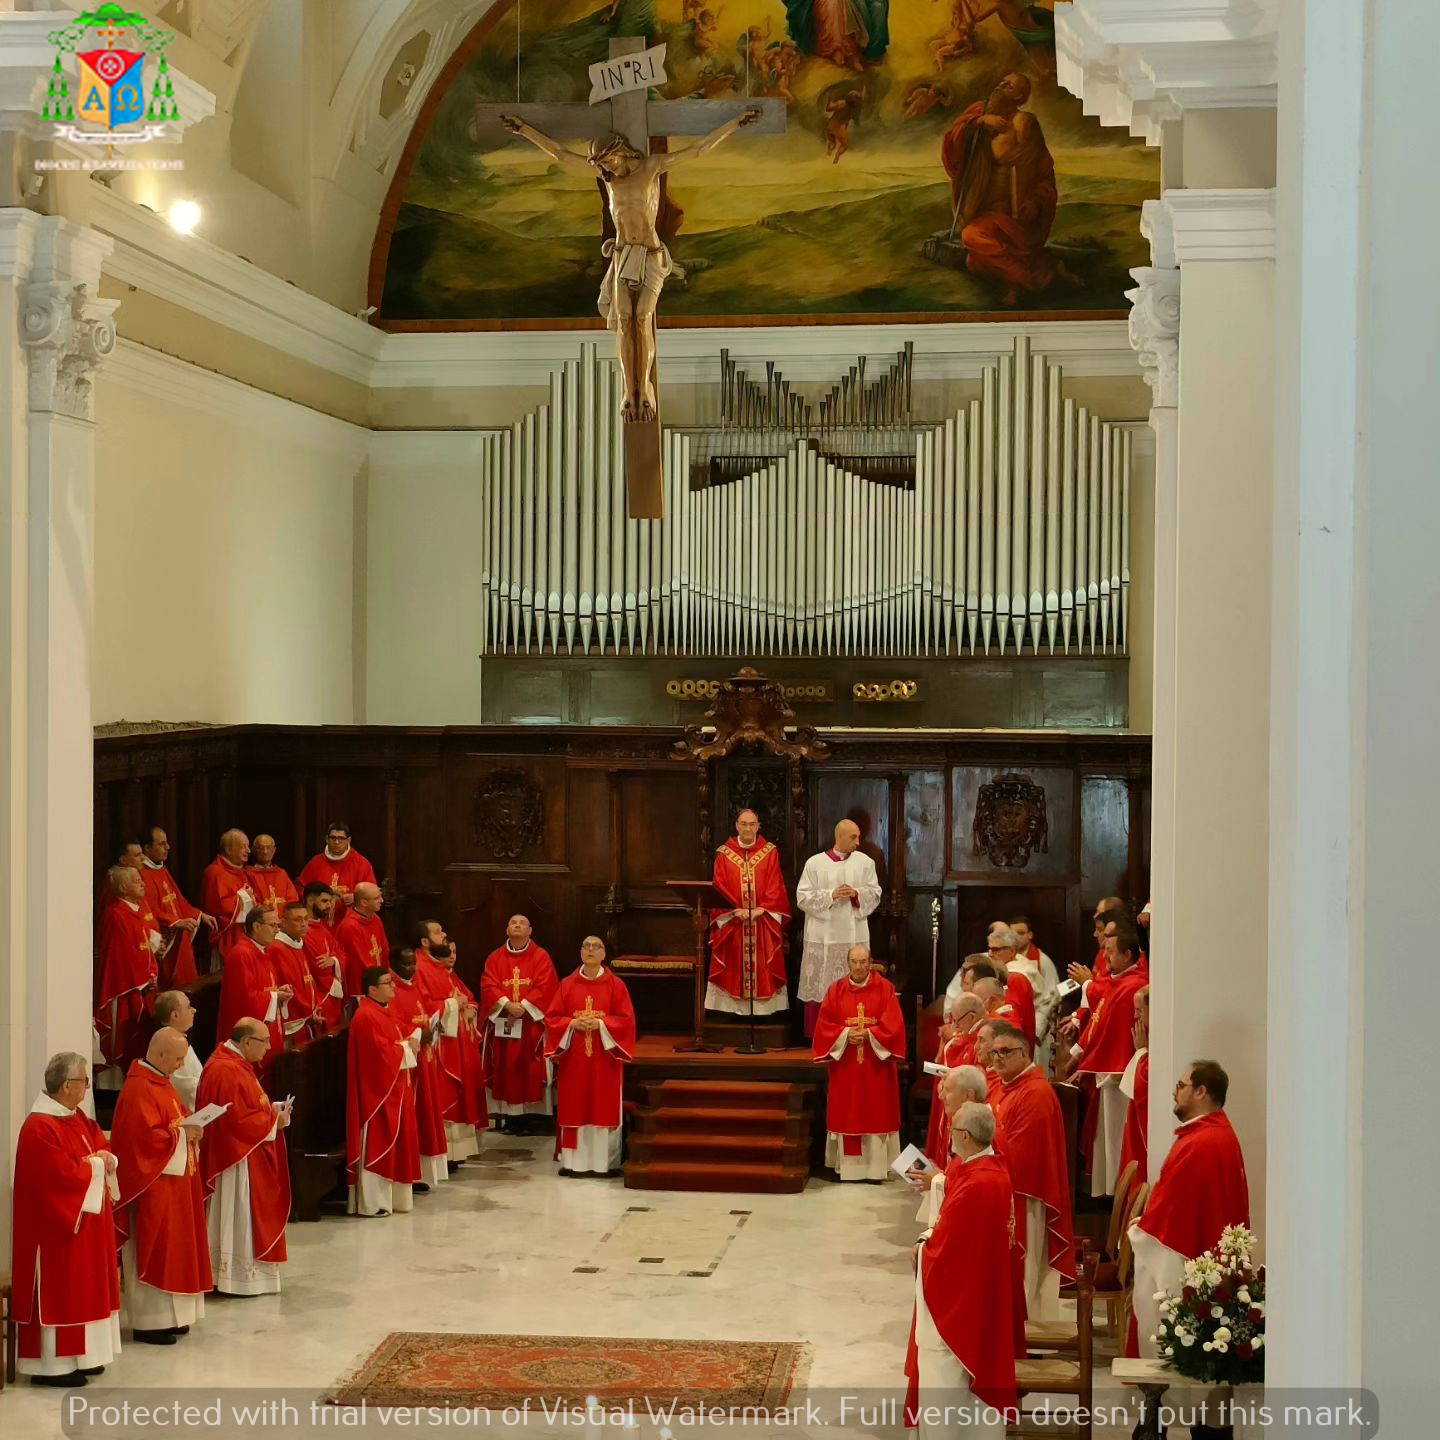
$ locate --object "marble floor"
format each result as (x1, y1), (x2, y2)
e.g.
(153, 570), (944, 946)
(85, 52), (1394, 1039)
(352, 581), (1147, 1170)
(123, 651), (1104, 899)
(2, 1138), (1144, 1438)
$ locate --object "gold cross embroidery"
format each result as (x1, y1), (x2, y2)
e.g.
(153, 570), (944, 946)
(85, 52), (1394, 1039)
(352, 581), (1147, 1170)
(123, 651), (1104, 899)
(845, 1003), (877, 1064)
(574, 995), (604, 1057)
(506, 967), (532, 1004)
(369, 935), (382, 962)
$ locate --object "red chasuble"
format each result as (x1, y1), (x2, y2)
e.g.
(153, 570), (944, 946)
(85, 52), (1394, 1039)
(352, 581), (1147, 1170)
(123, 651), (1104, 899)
(544, 966), (636, 1141)
(345, 996), (420, 1186)
(1075, 960), (1149, 1076)
(11, 1103), (121, 1358)
(335, 910), (390, 997)
(1138, 1110), (1250, 1258)
(297, 847), (377, 920)
(708, 838), (791, 1005)
(195, 1044), (290, 1265)
(414, 954), (489, 1129)
(1119, 1050), (1150, 1181)
(301, 918), (345, 1031)
(993, 1065), (1077, 1282)
(812, 972), (906, 1140)
(215, 936), (285, 1061)
(923, 1030), (979, 1168)
(479, 941), (559, 1106)
(386, 973), (451, 1165)
(245, 864), (299, 919)
(200, 856), (257, 963)
(266, 937), (322, 1043)
(110, 1061), (212, 1295)
(917, 1152), (1020, 1418)
(95, 900), (159, 1073)
(142, 862), (202, 988)
(1005, 971), (1037, 1049)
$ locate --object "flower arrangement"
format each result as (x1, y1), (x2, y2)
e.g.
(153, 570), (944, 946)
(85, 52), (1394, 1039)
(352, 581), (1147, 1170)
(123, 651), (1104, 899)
(1152, 1225), (1265, 1384)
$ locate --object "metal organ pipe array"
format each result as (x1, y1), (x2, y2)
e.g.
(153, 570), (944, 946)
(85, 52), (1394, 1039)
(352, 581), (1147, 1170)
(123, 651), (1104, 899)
(480, 338), (1132, 658)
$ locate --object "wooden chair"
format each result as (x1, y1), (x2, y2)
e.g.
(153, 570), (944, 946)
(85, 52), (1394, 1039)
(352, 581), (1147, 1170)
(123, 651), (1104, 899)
(1013, 1247), (1099, 1440)
(269, 1027), (350, 1221)
(1091, 1180), (1149, 1343)
(908, 995), (945, 1142)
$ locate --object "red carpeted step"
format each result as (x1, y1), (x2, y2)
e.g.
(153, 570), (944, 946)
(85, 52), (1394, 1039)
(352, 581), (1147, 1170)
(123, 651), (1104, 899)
(621, 1160), (811, 1194)
(650, 1079), (800, 1107)
(629, 1133), (796, 1162)
(641, 1105), (793, 1134)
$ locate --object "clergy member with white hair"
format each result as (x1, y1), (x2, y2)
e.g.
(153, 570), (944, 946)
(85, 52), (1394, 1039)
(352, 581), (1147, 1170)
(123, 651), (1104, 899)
(908, 1101), (1017, 1439)
(196, 1019), (292, 1295)
(796, 818), (883, 1037)
(10, 1052), (122, 1387)
(154, 989), (202, 1109)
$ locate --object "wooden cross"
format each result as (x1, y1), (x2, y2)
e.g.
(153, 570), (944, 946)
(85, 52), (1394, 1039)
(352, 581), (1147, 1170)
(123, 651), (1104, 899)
(474, 37), (785, 520)
(845, 1003), (878, 1064)
(573, 995), (604, 1057)
(506, 966), (532, 1004)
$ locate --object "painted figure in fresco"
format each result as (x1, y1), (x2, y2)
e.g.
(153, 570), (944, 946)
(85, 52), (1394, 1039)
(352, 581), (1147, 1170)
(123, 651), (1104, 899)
(932, 0), (999, 69)
(500, 107), (762, 421)
(762, 40), (802, 101)
(824, 88), (867, 164)
(940, 72), (1081, 305)
(784, 0), (890, 73)
(694, 7), (723, 58)
(903, 80), (954, 122)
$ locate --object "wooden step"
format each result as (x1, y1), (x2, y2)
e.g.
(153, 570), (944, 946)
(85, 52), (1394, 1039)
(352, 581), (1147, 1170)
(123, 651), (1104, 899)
(701, 1019), (792, 1048)
(622, 1159), (811, 1194)
(646, 1079), (803, 1107)
(634, 1105), (799, 1134)
(627, 1132), (809, 1166)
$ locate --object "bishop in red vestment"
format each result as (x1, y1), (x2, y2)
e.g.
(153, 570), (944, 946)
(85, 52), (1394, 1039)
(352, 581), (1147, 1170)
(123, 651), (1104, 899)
(545, 938), (635, 1175)
(813, 946), (906, 1180)
(413, 924), (488, 1159)
(196, 1023), (292, 1295)
(11, 1053), (122, 1384)
(94, 866), (162, 1089)
(267, 902), (324, 1047)
(480, 915), (558, 1122)
(215, 909), (288, 1063)
(200, 830), (258, 964)
(301, 883), (345, 1031)
(245, 833), (300, 919)
(1130, 1062), (1250, 1359)
(389, 949), (452, 1188)
(707, 810), (791, 1016)
(923, 994), (984, 1169)
(141, 826), (213, 988)
(297, 822), (376, 921)
(989, 1025), (1076, 1322)
(346, 967), (421, 1216)
(110, 1030), (212, 1340)
(336, 884), (390, 996)
(908, 1102), (1018, 1438)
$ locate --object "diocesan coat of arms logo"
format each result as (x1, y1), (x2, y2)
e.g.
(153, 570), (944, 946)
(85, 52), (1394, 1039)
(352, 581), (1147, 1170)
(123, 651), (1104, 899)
(42, 4), (180, 143)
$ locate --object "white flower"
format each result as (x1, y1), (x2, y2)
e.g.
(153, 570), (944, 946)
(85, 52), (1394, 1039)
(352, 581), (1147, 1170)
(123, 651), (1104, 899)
(1202, 1342), (1213, 1352)
(1154, 1291), (1168, 1302)
(1237, 1289), (1251, 1305)
(1148, 1335), (1157, 1344)
(1212, 1305), (1225, 1319)
(1252, 1336), (1264, 1350)
(1214, 1341), (1229, 1354)
(1214, 1327), (1232, 1343)
(1164, 1347), (1174, 1357)
(1181, 1335), (1196, 1347)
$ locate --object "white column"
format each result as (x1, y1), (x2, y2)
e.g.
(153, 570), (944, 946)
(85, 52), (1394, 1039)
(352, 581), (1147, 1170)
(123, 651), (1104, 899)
(0, 209), (116, 1245)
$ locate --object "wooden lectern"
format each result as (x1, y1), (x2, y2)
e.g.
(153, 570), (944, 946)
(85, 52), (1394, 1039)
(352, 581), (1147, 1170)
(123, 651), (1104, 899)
(665, 879), (725, 1054)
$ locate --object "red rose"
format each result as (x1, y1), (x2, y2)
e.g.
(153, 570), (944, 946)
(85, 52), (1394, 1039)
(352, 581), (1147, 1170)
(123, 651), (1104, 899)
(1182, 1286), (1197, 1302)
(1213, 1284), (1233, 1304)
(1248, 1307), (1263, 1325)
(1237, 1341), (1253, 1360)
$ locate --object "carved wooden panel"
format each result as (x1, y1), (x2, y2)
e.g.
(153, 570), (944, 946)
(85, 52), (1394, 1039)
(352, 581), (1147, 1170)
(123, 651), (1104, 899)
(973, 772), (1050, 868)
(904, 770), (946, 886)
(474, 769), (545, 861)
(949, 767), (1076, 881)
(808, 774), (891, 887)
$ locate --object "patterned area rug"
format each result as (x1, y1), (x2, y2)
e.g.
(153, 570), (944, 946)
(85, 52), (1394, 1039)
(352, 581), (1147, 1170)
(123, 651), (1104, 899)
(330, 1333), (806, 1410)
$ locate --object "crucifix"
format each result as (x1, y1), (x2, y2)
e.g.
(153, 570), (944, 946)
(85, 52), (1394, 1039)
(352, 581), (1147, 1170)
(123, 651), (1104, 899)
(505, 967), (532, 1004)
(573, 995), (605, 1057)
(475, 36), (785, 520)
(845, 1004), (877, 1064)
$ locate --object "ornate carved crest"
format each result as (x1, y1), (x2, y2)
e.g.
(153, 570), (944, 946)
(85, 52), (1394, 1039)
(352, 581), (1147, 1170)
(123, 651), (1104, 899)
(475, 769), (544, 861)
(725, 763), (788, 846)
(670, 667), (831, 763)
(972, 773), (1049, 869)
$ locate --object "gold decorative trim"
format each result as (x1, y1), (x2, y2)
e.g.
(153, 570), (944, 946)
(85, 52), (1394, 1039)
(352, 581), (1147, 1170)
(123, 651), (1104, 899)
(853, 681), (919, 703)
(667, 679), (834, 703)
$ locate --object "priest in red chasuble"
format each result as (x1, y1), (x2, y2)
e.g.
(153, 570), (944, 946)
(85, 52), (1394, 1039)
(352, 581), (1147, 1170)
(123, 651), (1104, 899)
(480, 914), (558, 1126)
(11, 1052), (122, 1386)
(1119, 986), (1150, 1183)
(346, 966), (421, 1216)
(297, 820), (377, 921)
(707, 808), (791, 1016)
(545, 936), (635, 1176)
(989, 1023), (1076, 1322)
(215, 907), (289, 1063)
(389, 947), (452, 1189)
(812, 944), (906, 1180)
(268, 901), (324, 1046)
(94, 865), (162, 1089)
(923, 993), (985, 1169)
(301, 883), (345, 1032)
(200, 829), (258, 964)
(908, 1101), (1018, 1438)
(196, 1021), (292, 1295)
(245, 833), (300, 919)
(141, 825), (215, 989)
(414, 928), (488, 1162)
(1129, 1059), (1250, 1359)
(336, 882), (390, 996)
(110, 1029), (212, 1342)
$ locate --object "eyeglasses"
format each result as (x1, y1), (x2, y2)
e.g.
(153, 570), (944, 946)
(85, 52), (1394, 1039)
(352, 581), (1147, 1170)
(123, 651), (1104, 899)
(65, 1075), (91, 1087)
(1173, 1079), (1193, 1094)
(991, 1047), (1023, 1059)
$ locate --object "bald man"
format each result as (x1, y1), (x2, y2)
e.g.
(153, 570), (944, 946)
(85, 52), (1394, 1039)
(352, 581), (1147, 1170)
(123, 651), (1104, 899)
(796, 818), (882, 1037)
(246, 834), (299, 919)
(110, 1029), (211, 1342)
(200, 829), (257, 964)
(336, 882), (390, 995)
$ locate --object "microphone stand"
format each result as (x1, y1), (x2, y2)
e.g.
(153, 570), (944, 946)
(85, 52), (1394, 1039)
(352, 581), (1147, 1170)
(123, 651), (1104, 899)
(734, 906), (766, 1056)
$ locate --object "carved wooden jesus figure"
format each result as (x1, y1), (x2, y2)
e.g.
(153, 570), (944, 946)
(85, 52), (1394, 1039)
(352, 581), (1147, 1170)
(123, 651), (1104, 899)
(501, 108), (761, 423)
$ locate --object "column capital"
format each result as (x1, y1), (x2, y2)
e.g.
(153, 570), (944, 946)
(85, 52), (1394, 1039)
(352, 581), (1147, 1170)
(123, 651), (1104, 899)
(1057, 0), (1279, 143)
(1126, 267), (1180, 411)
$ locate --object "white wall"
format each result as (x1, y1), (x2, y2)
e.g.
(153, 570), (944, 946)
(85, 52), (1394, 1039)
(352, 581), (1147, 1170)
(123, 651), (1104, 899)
(93, 348), (367, 727)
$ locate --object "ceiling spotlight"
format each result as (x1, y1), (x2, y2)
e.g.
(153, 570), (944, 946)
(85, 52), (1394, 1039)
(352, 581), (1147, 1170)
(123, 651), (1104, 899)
(168, 200), (202, 235)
